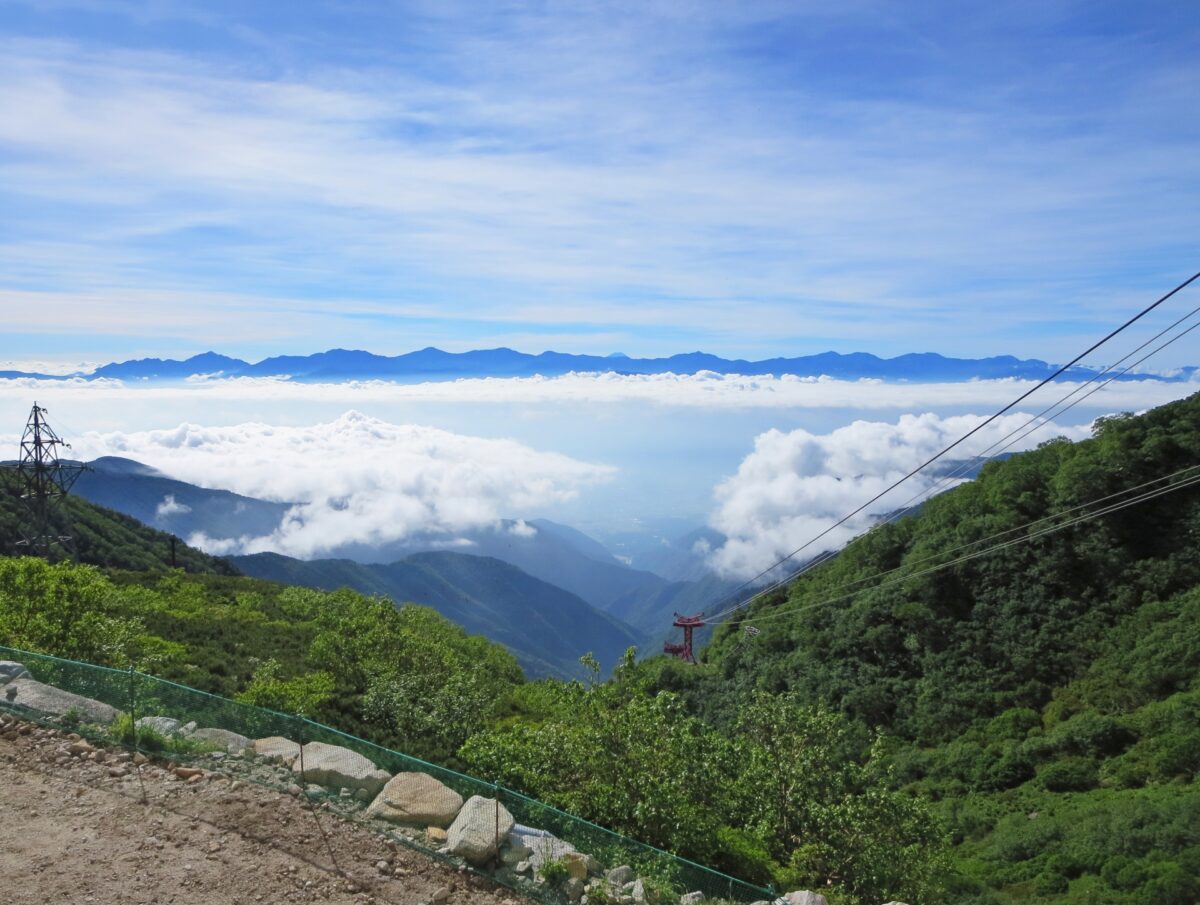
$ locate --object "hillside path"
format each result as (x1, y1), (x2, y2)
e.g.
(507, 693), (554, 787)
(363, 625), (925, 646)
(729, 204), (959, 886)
(0, 727), (524, 905)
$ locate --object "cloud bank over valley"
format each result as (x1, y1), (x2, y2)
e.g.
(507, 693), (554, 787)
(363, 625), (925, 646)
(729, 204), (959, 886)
(70, 412), (614, 559)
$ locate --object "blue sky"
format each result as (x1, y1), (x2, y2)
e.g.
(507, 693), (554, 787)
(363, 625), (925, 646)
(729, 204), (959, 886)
(1, 0), (1198, 365)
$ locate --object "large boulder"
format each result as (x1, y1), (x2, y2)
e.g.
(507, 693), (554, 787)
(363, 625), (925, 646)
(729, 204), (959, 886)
(187, 727), (253, 754)
(510, 824), (576, 872)
(292, 741), (390, 798)
(1, 678), (119, 725)
(446, 795), (515, 865)
(782, 893), (828, 905)
(0, 661), (31, 684)
(366, 772), (464, 827)
(254, 736), (301, 765)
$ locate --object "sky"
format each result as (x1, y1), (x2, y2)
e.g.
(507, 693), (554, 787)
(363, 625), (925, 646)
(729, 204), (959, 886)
(1, 0), (1198, 364)
(2, 1), (1199, 580)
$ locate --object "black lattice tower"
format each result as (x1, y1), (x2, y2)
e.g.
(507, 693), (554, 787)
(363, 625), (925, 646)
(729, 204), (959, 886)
(10, 403), (87, 559)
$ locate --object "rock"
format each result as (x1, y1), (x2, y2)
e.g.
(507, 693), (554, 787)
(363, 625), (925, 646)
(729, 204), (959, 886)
(427, 826), (448, 843)
(68, 739), (95, 756)
(631, 879), (648, 904)
(563, 852), (590, 881)
(607, 866), (635, 886)
(108, 765), (129, 777)
(292, 742), (390, 798)
(431, 887), (451, 904)
(365, 772), (464, 827)
(254, 736), (301, 765)
(187, 727), (253, 754)
(564, 878), (585, 902)
(515, 860), (532, 874)
(0, 661), (31, 683)
(175, 767), (204, 780)
(782, 893), (828, 905)
(2, 679), (120, 725)
(133, 752), (149, 765)
(511, 824), (576, 872)
(136, 716), (183, 735)
(680, 893), (705, 905)
(287, 784), (302, 797)
(446, 795), (515, 865)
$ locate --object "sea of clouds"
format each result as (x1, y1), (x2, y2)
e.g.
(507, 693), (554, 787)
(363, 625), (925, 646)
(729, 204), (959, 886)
(2, 371), (1193, 578)
(70, 411), (613, 559)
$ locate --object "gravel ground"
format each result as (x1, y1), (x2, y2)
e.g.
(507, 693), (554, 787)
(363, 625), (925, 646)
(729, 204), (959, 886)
(0, 720), (529, 905)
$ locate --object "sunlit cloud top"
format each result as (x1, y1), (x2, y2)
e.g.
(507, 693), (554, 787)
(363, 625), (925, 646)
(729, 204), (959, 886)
(1, 1), (1198, 363)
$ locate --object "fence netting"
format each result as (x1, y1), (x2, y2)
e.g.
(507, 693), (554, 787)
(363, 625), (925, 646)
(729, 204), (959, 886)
(0, 645), (773, 905)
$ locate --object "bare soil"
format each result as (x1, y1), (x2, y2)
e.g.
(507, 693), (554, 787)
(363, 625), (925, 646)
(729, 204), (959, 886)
(0, 720), (528, 905)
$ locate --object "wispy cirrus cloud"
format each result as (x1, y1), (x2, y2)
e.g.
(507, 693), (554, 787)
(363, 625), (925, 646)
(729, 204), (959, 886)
(0, 2), (1198, 360)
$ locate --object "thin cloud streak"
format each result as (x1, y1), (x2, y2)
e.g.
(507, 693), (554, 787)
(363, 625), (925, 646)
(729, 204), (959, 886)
(0, 372), (1195, 412)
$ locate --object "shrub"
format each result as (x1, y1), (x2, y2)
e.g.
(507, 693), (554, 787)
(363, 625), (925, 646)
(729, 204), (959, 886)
(1039, 757), (1099, 792)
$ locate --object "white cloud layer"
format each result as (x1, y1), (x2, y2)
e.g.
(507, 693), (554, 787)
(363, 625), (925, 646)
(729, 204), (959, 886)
(72, 411), (613, 558)
(1, 371), (1196, 412)
(708, 412), (1094, 579)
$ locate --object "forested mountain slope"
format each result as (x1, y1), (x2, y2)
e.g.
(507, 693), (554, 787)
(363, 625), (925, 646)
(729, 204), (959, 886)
(231, 549), (644, 678)
(706, 392), (1200, 739)
(0, 468), (235, 575)
(688, 390), (1200, 903)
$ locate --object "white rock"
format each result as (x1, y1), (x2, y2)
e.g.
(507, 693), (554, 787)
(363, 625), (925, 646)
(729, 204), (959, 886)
(680, 894), (705, 905)
(446, 795), (515, 865)
(0, 661), (31, 684)
(365, 772), (464, 827)
(253, 736), (301, 765)
(783, 893), (828, 905)
(187, 727), (253, 754)
(136, 716), (184, 735)
(292, 741), (390, 798)
(2, 679), (120, 725)
(511, 824), (576, 872)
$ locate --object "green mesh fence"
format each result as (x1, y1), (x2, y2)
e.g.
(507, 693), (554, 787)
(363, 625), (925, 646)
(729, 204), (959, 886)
(0, 645), (775, 905)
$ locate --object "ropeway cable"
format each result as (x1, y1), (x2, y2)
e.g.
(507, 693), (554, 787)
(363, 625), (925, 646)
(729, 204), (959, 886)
(716, 464), (1200, 631)
(709, 461), (1200, 626)
(701, 271), (1200, 622)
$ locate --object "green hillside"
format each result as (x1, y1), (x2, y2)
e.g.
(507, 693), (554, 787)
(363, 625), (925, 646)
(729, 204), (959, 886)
(0, 467), (235, 574)
(231, 549), (646, 678)
(4, 391), (1200, 904)
(690, 390), (1200, 903)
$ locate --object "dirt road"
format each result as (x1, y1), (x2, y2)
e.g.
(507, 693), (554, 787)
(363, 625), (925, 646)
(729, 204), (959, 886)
(0, 722), (525, 905)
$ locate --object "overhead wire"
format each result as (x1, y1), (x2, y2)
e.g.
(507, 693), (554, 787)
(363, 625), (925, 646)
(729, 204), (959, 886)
(700, 271), (1200, 623)
(850, 302), (1200, 543)
(709, 461), (1200, 627)
(724, 463), (1200, 631)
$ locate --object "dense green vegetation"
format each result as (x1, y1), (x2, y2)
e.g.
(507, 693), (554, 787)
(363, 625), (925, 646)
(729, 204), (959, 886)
(688, 392), (1200, 903)
(3, 391), (1200, 904)
(231, 549), (644, 679)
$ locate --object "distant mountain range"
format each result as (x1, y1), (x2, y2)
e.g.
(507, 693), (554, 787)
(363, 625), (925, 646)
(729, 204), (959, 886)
(5, 347), (1192, 383)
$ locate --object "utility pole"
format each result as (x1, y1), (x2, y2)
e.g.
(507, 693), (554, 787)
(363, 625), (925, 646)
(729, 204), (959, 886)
(6, 403), (88, 559)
